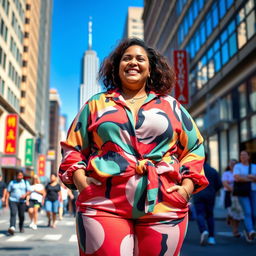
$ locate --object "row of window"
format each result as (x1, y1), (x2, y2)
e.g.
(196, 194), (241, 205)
(10, 36), (22, 66)
(13, 0), (25, 23)
(184, 0), (234, 59)
(0, 46), (7, 69)
(189, 1), (256, 94)
(11, 12), (23, 44)
(0, 18), (8, 42)
(177, 0), (207, 44)
(195, 76), (256, 140)
(7, 87), (19, 110)
(0, 0), (10, 16)
(8, 61), (21, 89)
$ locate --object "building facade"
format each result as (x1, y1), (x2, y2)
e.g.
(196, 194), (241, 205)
(123, 6), (144, 39)
(79, 19), (101, 109)
(143, 0), (256, 173)
(48, 88), (60, 174)
(0, 0), (52, 182)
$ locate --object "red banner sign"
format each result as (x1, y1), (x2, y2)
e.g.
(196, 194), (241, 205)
(173, 50), (189, 104)
(4, 114), (19, 155)
(38, 154), (46, 176)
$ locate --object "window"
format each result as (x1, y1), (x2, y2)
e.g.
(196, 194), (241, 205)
(240, 120), (249, 142)
(219, 0), (227, 18)
(20, 106), (25, 113)
(209, 134), (219, 170)
(249, 76), (256, 112)
(24, 46), (28, 52)
(22, 75), (27, 82)
(246, 10), (255, 39)
(26, 4), (31, 10)
(212, 3), (219, 28)
(24, 32), (29, 38)
(238, 83), (247, 118)
(21, 90), (26, 98)
(22, 60), (27, 67)
(0, 76), (5, 95)
(229, 125), (238, 159)
(251, 115), (256, 137)
(25, 18), (30, 24)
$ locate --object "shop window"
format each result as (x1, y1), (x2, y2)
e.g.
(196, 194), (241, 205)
(209, 134), (219, 171)
(249, 76), (256, 111)
(229, 125), (239, 160)
(220, 131), (228, 172)
(251, 115), (256, 137)
(240, 120), (249, 142)
(238, 83), (247, 118)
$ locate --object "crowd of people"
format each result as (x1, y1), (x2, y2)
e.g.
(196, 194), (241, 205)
(0, 171), (75, 235)
(189, 150), (256, 246)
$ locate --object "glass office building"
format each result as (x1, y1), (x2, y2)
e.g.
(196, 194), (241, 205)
(143, 0), (256, 173)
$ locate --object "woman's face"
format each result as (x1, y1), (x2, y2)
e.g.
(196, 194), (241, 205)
(119, 45), (150, 91)
(50, 174), (57, 182)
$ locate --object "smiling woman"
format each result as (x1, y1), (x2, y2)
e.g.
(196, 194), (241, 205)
(59, 38), (208, 256)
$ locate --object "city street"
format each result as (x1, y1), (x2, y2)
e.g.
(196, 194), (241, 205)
(182, 219), (256, 256)
(0, 209), (78, 256)
(0, 207), (255, 256)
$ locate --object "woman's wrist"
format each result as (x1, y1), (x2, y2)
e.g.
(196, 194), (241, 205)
(181, 178), (194, 195)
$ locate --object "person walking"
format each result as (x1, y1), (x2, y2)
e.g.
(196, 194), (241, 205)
(222, 159), (243, 237)
(27, 175), (45, 230)
(44, 173), (61, 228)
(5, 171), (31, 235)
(193, 155), (222, 245)
(0, 174), (7, 212)
(59, 38), (209, 256)
(59, 182), (72, 220)
(233, 150), (256, 242)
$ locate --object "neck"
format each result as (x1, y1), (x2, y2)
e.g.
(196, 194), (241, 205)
(121, 86), (146, 99)
(241, 161), (249, 165)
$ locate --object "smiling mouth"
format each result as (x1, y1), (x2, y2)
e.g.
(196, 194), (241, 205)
(125, 69), (140, 74)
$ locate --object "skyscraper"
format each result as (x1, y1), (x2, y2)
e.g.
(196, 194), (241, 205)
(79, 19), (101, 109)
(123, 7), (144, 39)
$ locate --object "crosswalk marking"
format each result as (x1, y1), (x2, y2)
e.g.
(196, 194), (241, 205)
(42, 234), (62, 241)
(0, 234), (5, 239)
(7, 235), (33, 242)
(69, 234), (77, 242)
(0, 220), (6, 224)
(216, 231), (234, 237)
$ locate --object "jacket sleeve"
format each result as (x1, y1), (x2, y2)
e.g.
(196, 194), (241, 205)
(59, 103), (91, 190)
(177, 105), (209, 193)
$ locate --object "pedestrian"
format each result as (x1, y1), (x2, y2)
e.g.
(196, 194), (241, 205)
(5, 170), (31, 235)
(27, 175), (45, 230)
(0, 174), (7, 212)
(59, 38), (209, 256)
(233, 150), (256, 242)
(222, 159), (243, 237)
(193, 154), (222, 246)
(45, 173), (62, 228)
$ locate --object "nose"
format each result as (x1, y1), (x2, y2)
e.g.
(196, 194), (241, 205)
(128, 58), (137, 66)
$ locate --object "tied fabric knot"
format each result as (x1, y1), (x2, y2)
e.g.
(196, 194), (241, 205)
(136, 159), (159, 213)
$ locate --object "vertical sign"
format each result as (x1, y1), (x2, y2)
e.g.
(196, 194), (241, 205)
(38, 154), (46, 176)
(173, 50), (189, 104)
(4, 114), (19, 155)
(25, 138), (34, 166)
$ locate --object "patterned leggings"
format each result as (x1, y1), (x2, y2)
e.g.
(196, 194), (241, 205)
(76, 210), (188, 256)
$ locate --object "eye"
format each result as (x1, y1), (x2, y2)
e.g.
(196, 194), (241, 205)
(122, 56), (131, 61)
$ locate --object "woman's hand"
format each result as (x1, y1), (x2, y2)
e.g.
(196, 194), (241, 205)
(166, 185), (191, 201)
(166, 178), (194, 201)
(73, 169), (101, 193)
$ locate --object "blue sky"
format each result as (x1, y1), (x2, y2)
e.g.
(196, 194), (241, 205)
(50, 0), (143, 127)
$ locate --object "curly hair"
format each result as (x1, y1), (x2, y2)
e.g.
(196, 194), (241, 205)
(98, 38), (176, 94)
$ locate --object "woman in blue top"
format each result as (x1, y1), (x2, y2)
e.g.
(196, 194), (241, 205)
(6, 171), (31, 235)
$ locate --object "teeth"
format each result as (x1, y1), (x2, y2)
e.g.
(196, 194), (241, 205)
(127, 70), (138, 74)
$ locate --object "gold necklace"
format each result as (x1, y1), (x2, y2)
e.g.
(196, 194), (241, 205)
(128, 94), (147, 104)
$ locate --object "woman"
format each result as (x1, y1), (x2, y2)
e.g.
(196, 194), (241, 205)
(233, 150), (256, 242)
(59, 182), (73, 220)
(222, 159), (243, 237)
(45, 173), (61, 228)
(27, 175), (45, 230)
(59, 38), (208, 255)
